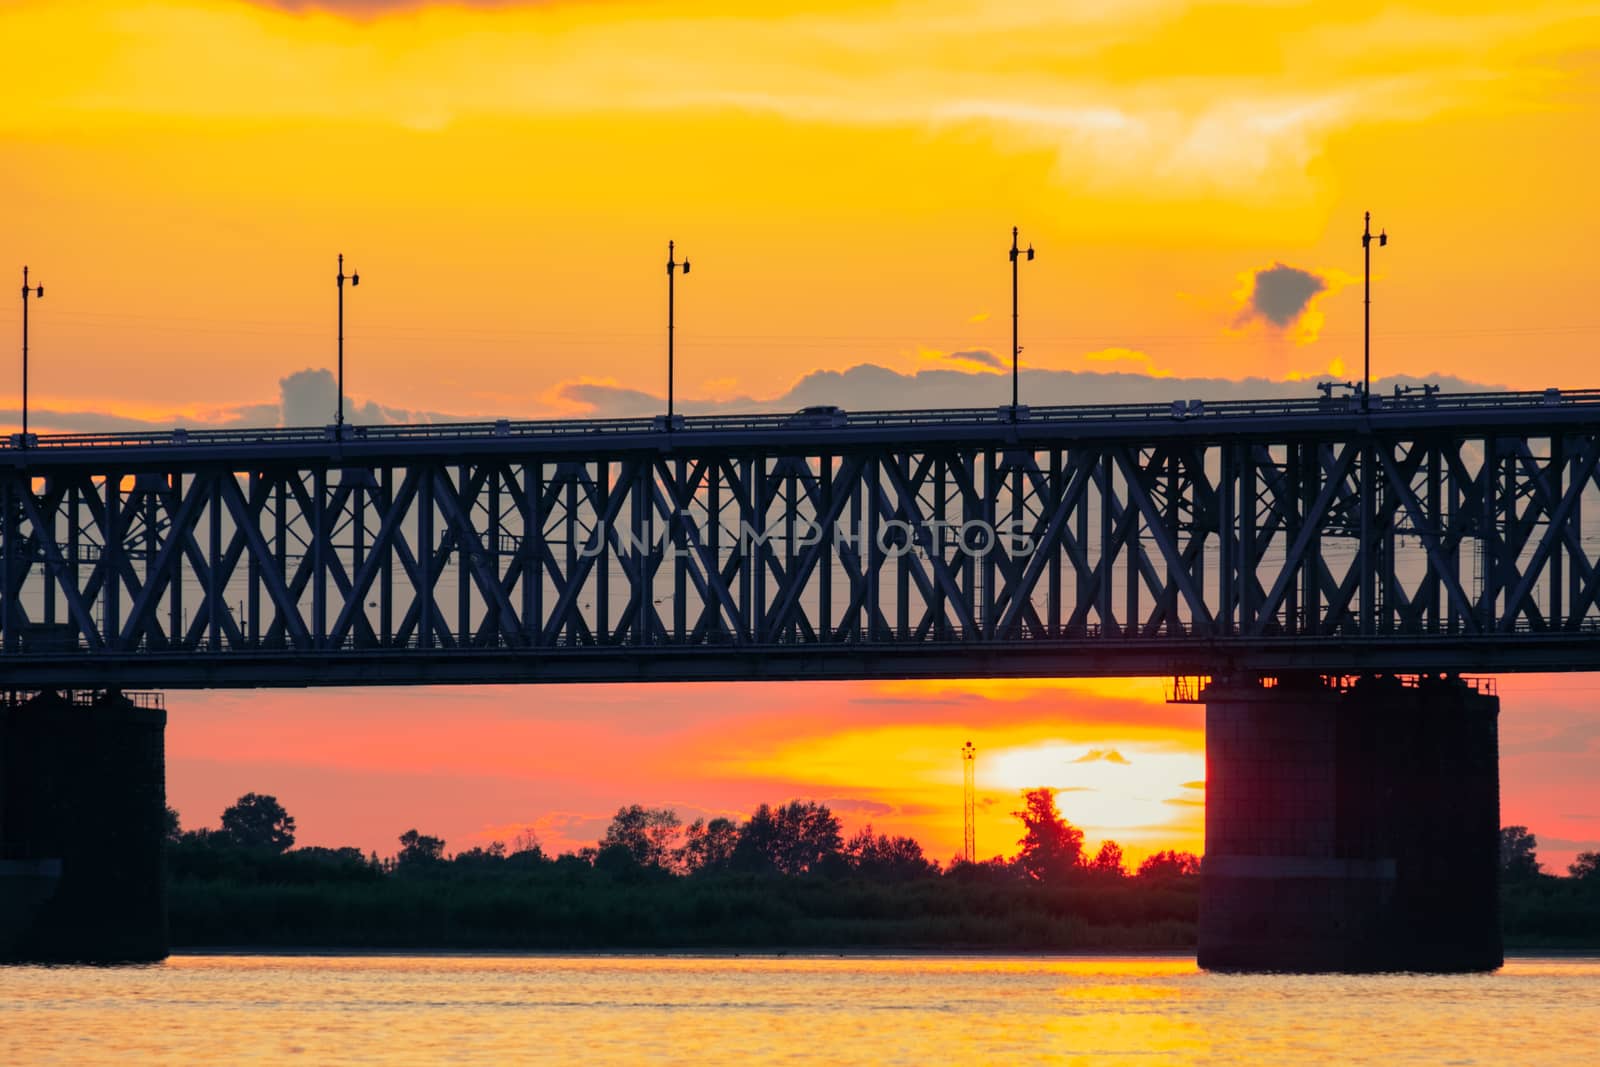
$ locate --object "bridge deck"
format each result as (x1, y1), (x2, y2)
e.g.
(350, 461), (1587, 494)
(3, 388), (1599, 688)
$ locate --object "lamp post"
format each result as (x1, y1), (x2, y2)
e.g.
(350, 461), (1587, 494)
(20, 267), (43, 446)
(1009, 227), (1034, 420)
(336, 254), (360, 436)
(1362, 212), (1387, 413)
(666, 241), (690, 425)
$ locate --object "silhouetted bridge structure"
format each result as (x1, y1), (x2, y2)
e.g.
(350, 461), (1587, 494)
(4, 387), (1596, 969)
(2, 388), (1599, 687)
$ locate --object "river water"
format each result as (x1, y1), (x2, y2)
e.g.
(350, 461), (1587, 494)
(1, 954), (1594, 1064)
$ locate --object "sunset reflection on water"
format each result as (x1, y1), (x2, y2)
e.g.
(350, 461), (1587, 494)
(2, 954), (1594, 1065)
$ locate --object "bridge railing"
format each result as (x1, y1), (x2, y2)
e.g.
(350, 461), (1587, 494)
(10, 388), (1600, 454)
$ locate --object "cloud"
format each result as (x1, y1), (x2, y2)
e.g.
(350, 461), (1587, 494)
(1071, 748), (1131, 765)
(1538, 836), (1600, 853)
(255, 0), (523, 12)
(8, 369), (465, 436)
(554, 380), (676, 419)
(821, 798), (896, 818)
(10, 362), (1507, 438)
(1079, 347), (1171, 377)
(940, 349), (1005, 370)
(278, 369), (340, 428)
(1503, 718), (1600, 756)
(1238, 262), (1327, 329)
(278, 367), (438, 428)
(554, 363), (1503, 419)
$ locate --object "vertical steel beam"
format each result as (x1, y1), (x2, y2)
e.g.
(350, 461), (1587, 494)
(1426, 443), (1442, 633)
(105, 473), (121, 648)
(458, 463), (471, 645)
(272, 477), (287, 646)
(819, 453), (833, 642)
(68, 480), (81, 642)
(2, 477), (13, 652)
(1218, 446), (1235, 636)
(209, 473), (222, 651)
(1098, 452), (1114, 634)
(246, 475), (260, 649)
(420, 464), (435, 649)
(313, 467), (327, 647)
(1360, 440), (1375, 637)
(1049, 448), (1062, 637)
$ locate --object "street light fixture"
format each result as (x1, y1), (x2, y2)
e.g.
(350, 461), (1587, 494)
(19, 266), (43, 446)
(666, 240), (690, 426)
(1362, 211), (1387, 413)
(1009, 227), (1034, 420)
(336, 253), (360, 437)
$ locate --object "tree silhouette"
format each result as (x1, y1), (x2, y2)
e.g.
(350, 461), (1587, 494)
(846, 825), (938, 881)
(1089, 840), (1127, 878)
(732, 800), (845, 875)
(220, 793), (296, 853)
(1568, 850), (1599, 881)
(453, 841), (508, 870)
(1136, 850), (1201, 879)
(397, 828), (447, 868)
(677, 817), (740, 874)
(1500, 826), (1542, 881)
(601, 805), (682, 870)
(1013, 788), (1084, 882)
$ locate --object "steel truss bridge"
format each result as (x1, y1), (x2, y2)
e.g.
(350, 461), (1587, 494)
(3, 389), (1600, 688)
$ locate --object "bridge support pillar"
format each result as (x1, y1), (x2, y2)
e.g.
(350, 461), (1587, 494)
(1, 690), (168, 963)
(1198, 673), (1500, 972)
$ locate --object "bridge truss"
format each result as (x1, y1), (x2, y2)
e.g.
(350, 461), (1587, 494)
(2, 391), (1599, 687)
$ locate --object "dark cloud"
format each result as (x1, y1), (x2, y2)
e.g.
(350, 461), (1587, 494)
(557, 364), (1503, 418)
(1241, 263), (1327, 328)
(1538, 836), (1600, 852)
(276, 367), (452, 428)
(820, 798), (896, 818)
(555, 382), (673, 419)
(4, 367), (464, 436)
(11, 362), (1506, 439)
(1503, 718), (1600, 756)
(278, 368), (341, 429)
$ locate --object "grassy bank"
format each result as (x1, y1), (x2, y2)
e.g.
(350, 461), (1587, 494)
(166, 872), (1600, 952)
(170, 872), (1199, 951)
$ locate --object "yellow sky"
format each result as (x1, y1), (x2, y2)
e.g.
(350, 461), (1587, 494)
(6, 0), (1600, 865)
(3, 0), (1599, 421)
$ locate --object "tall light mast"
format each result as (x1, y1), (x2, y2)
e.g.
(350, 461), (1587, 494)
(962, 740), (976, 864)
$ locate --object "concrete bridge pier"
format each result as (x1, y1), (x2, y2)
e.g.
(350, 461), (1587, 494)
(0, 689), (168, 963)
(1198, 673), (1501, 972)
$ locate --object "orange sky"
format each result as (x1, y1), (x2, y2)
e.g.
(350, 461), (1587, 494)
(4, 0), (1599, 870)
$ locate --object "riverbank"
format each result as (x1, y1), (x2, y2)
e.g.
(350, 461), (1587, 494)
(166, 873), (1600, 952)
(170, 873), (1199, 951)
